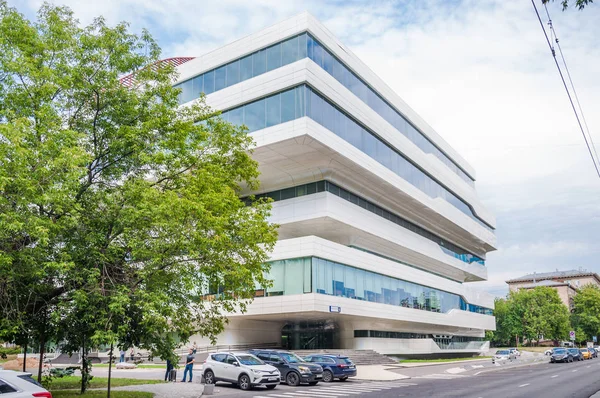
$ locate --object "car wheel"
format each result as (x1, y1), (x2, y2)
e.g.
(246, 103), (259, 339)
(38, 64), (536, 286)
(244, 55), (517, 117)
(204, 370), (215, 384)
(340, 376), (348, 381)
(238, 374), (252, 391)
(266, 384), (277, 390)
(322, 370), (334, 383)
(309, 381), (319, 386)
(286, 372), (300, 386)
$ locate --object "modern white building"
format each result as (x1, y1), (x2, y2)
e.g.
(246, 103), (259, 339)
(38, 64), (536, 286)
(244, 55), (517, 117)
(174, 13), (497, 356)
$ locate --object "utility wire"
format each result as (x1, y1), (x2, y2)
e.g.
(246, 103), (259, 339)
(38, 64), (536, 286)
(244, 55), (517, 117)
(542, 2), (600, 168)
(531, 0), (600, 179)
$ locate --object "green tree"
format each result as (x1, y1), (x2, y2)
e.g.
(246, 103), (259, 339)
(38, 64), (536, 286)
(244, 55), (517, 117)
(493, 287), (570, 347)
(542, 0), (594, 11)
(572, 285), (600, 342)
(0, 1), (278, 393)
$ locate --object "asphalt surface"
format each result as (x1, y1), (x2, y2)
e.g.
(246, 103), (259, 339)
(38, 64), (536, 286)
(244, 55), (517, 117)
(205, 357), (600, 398)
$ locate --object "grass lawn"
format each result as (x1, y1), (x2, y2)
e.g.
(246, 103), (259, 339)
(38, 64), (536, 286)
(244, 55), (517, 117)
(94, 364), (165, 369)
(398, 356), (492, 363)
(51, 391), (153, 398)
(49, 377), (164, 390)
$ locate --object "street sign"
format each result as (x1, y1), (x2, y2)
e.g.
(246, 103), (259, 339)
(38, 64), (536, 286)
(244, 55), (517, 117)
(594, 336), (597, 343)
(570, 330), (576, 341)
(329, 305), (341, 313)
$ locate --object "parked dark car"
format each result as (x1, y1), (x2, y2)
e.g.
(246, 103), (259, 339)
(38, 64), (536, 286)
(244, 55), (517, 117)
(303, 354), (357, 382)
(550, 348), (572, 363)
(568, 348), (583, 361)
(249, 350), (323, 386)
(589, 347), (598, 358)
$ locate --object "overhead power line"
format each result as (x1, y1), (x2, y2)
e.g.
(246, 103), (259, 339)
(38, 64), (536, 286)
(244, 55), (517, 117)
(531, 0), (600, 179)
(542, 2), (600, 171)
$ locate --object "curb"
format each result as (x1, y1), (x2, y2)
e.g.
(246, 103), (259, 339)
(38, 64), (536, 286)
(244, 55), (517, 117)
(391, 358), (491, 368)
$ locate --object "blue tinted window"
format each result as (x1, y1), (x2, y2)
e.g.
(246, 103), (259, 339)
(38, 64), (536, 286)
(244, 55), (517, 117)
(253, 49), (266, 76)
(322, 48), (334, 74)
(312, 39), (323, 67)
(266, 43), (281, 72)
(244, 99), (265, 132)
(266, 94), (281, 127)
(281, 36), (299, 65)
(192, 74), (203, 98)
(240, 55), (253, 81)
(204, 70), (215, 94)
(229, 107), (244, 127)
(180, 79), (194, 103)
(295, 86), (306, 118)
(226, 60), (240, 86)
(307, 35), (315, 60)
(215, 66), (226, 91)
(281, 90), (295, 123)
(298, 33), (307, 59)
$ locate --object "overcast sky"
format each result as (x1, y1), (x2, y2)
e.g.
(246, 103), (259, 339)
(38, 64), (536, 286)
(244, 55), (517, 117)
(14, 0), (600, 297)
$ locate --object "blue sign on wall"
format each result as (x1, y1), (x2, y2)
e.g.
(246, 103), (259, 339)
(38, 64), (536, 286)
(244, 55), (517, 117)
(329, 305), (341, 313)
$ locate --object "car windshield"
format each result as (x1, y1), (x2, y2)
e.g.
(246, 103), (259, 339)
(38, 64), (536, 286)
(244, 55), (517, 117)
(236, 355), (263, 366)
(568, 349), (579, 353)
(554, 349), (566, 354)
(280, 353), (305, 363)
(496, 350), (509, 355)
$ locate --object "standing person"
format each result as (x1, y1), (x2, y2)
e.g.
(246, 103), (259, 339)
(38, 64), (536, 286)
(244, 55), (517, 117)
(119, 349), (125, 363)
(192, 342), (197, 355)
(164, 359), (174, 381)
(129, 348), (135, 362)
(181, 348), (195, 383)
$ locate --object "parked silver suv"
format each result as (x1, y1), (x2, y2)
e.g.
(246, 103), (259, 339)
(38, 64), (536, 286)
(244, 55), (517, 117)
(203, 352), (280, 391)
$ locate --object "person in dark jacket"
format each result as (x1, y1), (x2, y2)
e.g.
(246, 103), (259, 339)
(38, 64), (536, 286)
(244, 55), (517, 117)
(164, 359), (174, 381)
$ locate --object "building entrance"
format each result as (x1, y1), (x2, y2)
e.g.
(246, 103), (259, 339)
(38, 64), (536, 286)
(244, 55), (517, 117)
(281, 321), (339, 350)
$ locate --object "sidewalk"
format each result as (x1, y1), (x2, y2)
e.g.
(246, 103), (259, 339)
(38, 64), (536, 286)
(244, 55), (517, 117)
(113, 382), (204, 398)
(390, 358), (490, 368)
(354, 365), (410, 381)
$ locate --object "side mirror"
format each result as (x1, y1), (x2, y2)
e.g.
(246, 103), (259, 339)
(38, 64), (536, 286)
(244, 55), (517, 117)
(233, 361), (240, 367)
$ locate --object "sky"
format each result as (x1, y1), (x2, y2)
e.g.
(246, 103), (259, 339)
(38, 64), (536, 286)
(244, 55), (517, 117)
(12, 0), (600, 297)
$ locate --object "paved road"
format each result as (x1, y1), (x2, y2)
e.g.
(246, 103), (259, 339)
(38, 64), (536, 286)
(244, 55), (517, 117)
(206, 358), (600, 398)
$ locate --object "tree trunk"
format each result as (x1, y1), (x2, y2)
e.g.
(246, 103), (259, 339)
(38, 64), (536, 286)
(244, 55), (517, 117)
(37, 331), (46, 383)
(107, 342), (113, 398)
(80, 338), (87, 395)
(22, 342), (27, 372)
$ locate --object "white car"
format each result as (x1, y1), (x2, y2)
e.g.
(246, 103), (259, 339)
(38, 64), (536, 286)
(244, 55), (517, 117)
(492, 349), (517, 363)
(0, 370), (52, 397)
(202, 352), (280, 391)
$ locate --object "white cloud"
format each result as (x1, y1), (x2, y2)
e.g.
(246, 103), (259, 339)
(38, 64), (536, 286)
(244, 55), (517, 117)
(11, 0), (600, 297)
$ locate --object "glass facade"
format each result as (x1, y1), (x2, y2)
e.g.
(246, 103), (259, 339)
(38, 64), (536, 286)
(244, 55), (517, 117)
(221, 85), (492, 231)
(353, 331), (487, 350)
(174, 32), (474, 186)
(247, 180), (486, 266)
(253, 257), (493, 315)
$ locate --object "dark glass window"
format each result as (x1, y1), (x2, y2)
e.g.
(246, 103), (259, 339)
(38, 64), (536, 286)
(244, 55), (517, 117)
(214, 65), (226, 91)
(244, 99), (265, 132)
(253, 49), (267, 76)
(266, 94), (281, 127)
(240, 55), (253, 81)
(226, 60), (240, 86)
(266, 43), (282, 71)
(204, 70), (215, 94)
(281, 36), (299, 65)
(281, 89), (295, 123)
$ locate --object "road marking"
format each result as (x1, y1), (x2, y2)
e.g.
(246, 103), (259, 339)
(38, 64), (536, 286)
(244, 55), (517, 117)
(519, 383), (530, 387)
(572, 369), (578, 372)
(474, 371), (484, 376)
(551, 375), (559, 378)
